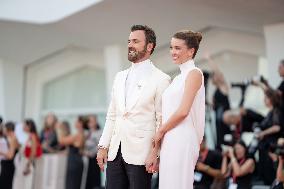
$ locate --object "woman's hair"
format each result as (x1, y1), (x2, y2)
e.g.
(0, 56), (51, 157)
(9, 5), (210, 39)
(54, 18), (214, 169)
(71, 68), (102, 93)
(24, 119), (38, 135)
(173, 30), (202, 58)
(265, 88), (282, 108)
(0, 124), (4, 137)
(234, 140), (248, 159)
(5, 121), (15, 132)
(78, 115), (89, 130)
(88, 114), (101, 130)
(43, 113), (58, 131)
(61, 121), (71, 136)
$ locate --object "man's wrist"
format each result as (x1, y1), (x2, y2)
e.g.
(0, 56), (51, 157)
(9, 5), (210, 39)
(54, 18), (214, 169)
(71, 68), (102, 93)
(98, 145), (108, 150)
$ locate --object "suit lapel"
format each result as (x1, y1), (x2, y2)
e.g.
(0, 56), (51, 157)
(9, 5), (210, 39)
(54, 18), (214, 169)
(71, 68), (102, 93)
(126, 65), (155, 111)
(119, 69), (130, 112)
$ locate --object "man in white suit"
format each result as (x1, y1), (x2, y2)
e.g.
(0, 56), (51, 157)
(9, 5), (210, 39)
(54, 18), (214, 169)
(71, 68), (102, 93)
(96, 25), (170, 189)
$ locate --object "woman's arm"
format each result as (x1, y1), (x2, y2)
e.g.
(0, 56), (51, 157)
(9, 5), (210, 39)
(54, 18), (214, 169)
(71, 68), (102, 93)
(196, 162), (223, 178)
(206, 55), (229, 94)
(230, 158), (255, 177)
(158, 69), (202, 136)
(29, 135), (37, 162)
(0, 138), (17, 159)
(257, 125), (281, 140)
(221, 155), (229, 176)
(73, 133), (84, 148)
(58, 134), (76, 146)
(276, 157), (284, 182)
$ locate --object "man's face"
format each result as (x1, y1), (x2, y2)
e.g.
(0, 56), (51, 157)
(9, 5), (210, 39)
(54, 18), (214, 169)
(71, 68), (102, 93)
(128, 30), (148, 63)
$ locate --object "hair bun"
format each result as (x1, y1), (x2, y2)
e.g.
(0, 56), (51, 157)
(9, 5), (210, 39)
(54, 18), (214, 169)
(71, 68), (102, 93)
(195, 32), (202, 43)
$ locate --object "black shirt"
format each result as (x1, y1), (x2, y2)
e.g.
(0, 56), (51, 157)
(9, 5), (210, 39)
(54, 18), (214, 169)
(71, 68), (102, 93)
(278, 80), (284, 112)
(241, 109), (264, 132)
(235, 158), (255, 189)
(213, 88), (230, 111)
(194, 150), (222, 189)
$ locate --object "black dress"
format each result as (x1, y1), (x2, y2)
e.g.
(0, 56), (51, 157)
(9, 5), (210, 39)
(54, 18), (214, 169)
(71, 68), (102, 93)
(236, 168), (253, 189)
(66, 145), (83, 189)
(233, 158), (254, 189)
(213, 88), (231, 150)
(194, 150), (223, 189)
(0, 149), (18, 189)
(258, 109), (283, 185)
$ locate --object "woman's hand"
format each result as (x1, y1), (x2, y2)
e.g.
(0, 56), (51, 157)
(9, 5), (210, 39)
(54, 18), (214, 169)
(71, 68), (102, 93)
(256, 131), (265, 140)
(228, 147), (235, 159)
(23, 162), (31, 176)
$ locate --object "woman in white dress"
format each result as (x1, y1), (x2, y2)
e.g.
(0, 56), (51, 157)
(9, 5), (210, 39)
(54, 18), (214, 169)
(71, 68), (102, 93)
(152, 30), (205, 189)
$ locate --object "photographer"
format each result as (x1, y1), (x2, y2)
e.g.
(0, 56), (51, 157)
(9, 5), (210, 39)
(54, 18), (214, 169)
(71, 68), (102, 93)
(223, 108), (264, 136)
(205, 55), (231, 150)
(270, 138), (284, 189)
(194, 137), (223, 189)
(278, 60), (284, 112)
(256, 89), (284, 185)
(254, 60), (284, 112)
(221, 140), (255, 189)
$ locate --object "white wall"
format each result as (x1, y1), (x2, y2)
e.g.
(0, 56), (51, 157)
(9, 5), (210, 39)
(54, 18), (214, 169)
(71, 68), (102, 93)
(264, 22), (284, 88)
(0, 59), (24, 122)
(0, 59), (5, 118)
(25, 46), (105, 125)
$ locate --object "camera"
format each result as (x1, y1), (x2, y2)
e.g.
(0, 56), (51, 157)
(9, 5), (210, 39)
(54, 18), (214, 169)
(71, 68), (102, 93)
(248, 123), (262, 156)
(269, 144), (284, 157)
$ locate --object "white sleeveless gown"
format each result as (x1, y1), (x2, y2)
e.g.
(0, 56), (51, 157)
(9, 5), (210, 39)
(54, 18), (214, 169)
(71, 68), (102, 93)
(159, 59), (205, 189)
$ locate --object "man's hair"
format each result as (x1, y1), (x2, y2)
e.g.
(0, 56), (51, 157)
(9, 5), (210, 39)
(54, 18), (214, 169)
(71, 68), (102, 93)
(131, 25), (156, 55)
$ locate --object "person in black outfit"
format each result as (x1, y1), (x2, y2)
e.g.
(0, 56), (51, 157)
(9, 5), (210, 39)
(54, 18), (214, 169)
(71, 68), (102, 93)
(84, 115), (102, 189)
(57, 117), (86, 189)
(223, 108), (264, 135)
(277, 60), (284, 113)
(0, 122), (20, 189)
(194, 137), (223, 189)
(256, 89), (284, 185)
(221, 140), (255, 189)
(206, 55), (231, 150)
(40, 113), (58, 153)
(212, 72), (231, 150)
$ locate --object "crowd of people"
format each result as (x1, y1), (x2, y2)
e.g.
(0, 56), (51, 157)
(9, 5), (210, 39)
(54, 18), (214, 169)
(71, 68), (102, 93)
(192, 59), (284, 189)
(0, 113), (103, 189)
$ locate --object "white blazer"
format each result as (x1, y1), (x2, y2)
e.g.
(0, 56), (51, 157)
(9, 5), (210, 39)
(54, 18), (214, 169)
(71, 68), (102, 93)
(99, 63), (171, 165)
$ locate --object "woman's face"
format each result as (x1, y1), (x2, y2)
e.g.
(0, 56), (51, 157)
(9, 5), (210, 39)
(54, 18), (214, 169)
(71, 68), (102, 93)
(75, 120), (83, 130)
(23, 124), (30, 133)
(170, 37), (194, 65)
(278, 63), (284, 77)
(264, 95), (272, 108)
(45, 113), (56, 127)
(88, 116), (97, 130)
(234, 143), (246, 160)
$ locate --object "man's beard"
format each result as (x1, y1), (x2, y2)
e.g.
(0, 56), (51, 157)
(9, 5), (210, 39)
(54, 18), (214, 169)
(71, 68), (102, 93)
(128, 46), (147, 62)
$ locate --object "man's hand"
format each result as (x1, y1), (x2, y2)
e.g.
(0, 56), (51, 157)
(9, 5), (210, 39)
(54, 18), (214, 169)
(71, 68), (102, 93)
(145, 150), (159, 173)
(96, 148), (108, 171)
